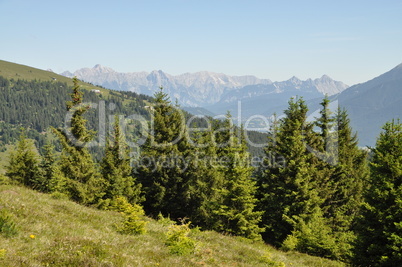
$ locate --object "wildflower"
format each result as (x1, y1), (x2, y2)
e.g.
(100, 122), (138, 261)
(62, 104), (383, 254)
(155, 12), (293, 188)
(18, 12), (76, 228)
(29, 234), (36, 239)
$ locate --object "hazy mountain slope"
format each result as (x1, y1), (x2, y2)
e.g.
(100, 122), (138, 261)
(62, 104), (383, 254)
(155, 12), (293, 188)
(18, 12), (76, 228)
(337, 63), (402, 146)
(206, 62), (402, 147)
(205, 76), (348, 119)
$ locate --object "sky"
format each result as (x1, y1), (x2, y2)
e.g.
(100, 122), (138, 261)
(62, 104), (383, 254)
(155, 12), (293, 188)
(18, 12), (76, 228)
(1, 0), (402, 85)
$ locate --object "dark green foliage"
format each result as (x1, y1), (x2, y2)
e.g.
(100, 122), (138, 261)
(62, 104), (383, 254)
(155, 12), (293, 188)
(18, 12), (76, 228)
(100, 115), (141, 205)
(320, 108), (368, 261)
(212, 114), (264, 240)
(257, 97), (368, 261)
(136, 87), (193, 219)
(52, 78), (105, 205)
(354, 120), (402, 266)
(0, 75), (152, 157)
(183, 127), (224, 228)
(258, 97), (321, 246)
(6, 128), (41, 188)
(36, 141), (65, 193)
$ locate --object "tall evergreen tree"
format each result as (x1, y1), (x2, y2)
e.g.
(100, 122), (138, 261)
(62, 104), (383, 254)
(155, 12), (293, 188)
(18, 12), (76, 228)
(307, 101), (368, 261)
(52, 77), (105, 205)
(183, 126), (224, 228)
(320, 108), (369, 260)
(101, 115), (141, 205)
(213, 114), (263, 240)
(136, 87), (192, 219)
(354, 120), (402, 266)
(258, 97), (322, 246)
(6, 128), (40, 188)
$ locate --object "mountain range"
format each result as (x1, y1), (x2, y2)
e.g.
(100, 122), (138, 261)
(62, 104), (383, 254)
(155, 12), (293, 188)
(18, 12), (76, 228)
(62, 63), (402, 147)
(61, 65), (348, 107)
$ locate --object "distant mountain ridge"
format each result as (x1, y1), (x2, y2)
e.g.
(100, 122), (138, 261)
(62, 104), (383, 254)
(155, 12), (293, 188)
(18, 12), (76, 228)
(61, 65), (348, 107)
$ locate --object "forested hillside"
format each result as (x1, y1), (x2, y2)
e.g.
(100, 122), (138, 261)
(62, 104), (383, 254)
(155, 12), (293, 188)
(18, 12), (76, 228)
(0, 75), (152, 153)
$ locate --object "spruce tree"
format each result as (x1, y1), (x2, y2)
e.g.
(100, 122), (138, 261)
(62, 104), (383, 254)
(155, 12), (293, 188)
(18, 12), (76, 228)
(101, 115), (141, 205)
(37, 141), (65, 193)
(6, 128), (40, 188)
(52, 77), (105, 205)
(136, 87), (192, 219)
(258, 97), (329, 248)
(286, 101), (368, 261)
(183, 126), (224, 228)
(320, 108), (368, 260)
(354, 120), (402, 266)
(213, 114), (263, 240)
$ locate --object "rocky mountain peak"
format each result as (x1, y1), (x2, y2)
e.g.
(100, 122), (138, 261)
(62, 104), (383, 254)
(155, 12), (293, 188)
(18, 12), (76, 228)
(60, 66), (348, 106)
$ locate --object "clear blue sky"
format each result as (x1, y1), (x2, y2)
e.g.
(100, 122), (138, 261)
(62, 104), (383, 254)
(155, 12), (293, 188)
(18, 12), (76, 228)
(1, 0), (402, 85)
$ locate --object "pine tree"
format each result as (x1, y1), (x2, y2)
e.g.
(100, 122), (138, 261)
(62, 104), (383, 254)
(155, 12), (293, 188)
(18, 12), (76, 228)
(101, 115), (141, 205)
(52, 77), (105, 205)
(354, 120), (402, 266)
(258, 98), (322, 246)
(213, 114), (263, 240)
(183, 126), (224, 228)
(285, 101), (368, 261)
(37, 141), (64, 193)
(321, 108), (368, 260)
(6, 128), (41, 188)
(136, 87), (192, 219)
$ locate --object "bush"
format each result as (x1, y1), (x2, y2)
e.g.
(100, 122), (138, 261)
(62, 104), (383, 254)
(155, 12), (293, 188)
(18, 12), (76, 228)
(165, 221), (196, 255)
(110, 197), (147, 235)
(0, 209), (18, 238)
(157, 212), (175, 226)
(260, 252), (286, 266)
(0, 174), (9, 185)
(281, 208), (340, 260)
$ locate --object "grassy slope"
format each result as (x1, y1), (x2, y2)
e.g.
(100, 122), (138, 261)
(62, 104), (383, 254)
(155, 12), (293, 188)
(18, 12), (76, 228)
(0, 185), (344, 267)
(0, 60), (113, 96)
(0, 60), (72, 83)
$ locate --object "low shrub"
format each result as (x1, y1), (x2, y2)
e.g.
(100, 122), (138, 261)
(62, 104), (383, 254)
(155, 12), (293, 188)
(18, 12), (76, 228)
(0, 209), (18, 237)
(165, 221), (196, 255)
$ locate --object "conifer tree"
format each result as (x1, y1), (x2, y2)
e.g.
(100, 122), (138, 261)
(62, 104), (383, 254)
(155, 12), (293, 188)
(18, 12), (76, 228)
(52, 77), (105, 205)
(257, 97), (324, 246)
(287, 100), (367, 260)
(354, 120), (402, 266)
(37, 141), (65, 193)
(320, 108), (369, 260)
(6, 128), (40, 188)
(136, 87), (192, 219)
(183, 126), (224, 228)
(213, 114), (263, 240)
(101, 115), (141, 205)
